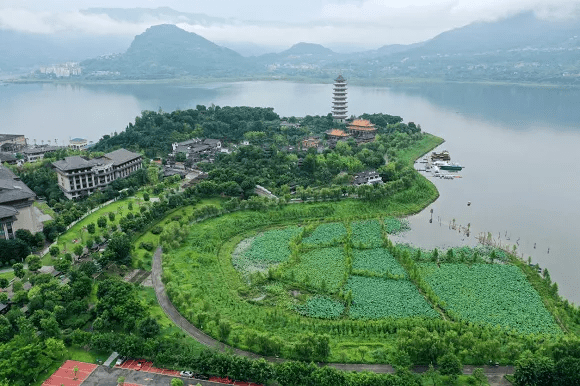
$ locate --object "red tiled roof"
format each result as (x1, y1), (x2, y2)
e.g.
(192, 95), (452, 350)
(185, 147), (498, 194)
(326, 129), (350, 137)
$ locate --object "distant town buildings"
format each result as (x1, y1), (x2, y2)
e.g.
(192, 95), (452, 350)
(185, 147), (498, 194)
(38, 63), (82, 78)
(69, 138), (88, 151)
(0, 164), (39, 239)
(332, 75), (348, 122)
(0, 134), (26, 152)
(53, 149), (143, 199)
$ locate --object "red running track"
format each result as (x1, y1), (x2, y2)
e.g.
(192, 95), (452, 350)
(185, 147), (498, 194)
(42, 360), (97, 386)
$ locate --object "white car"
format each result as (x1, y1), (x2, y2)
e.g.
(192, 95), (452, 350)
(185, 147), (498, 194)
(179, 371), (194, 378)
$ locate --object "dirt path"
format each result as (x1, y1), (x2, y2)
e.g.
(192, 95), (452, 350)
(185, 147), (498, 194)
(152, 247), (514, 385)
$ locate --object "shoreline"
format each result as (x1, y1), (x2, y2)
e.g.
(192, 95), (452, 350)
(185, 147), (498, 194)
(3, 75), (576, 89)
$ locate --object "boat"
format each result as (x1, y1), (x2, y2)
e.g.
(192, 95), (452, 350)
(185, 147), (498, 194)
(431, 150), (450, 161)
(432, 160), (463, 171)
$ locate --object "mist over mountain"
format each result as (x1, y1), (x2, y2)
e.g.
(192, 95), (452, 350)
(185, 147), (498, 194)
(81, 24), (246, 79)
(81, 7), (228, 26)
(0, 29), (130, 73)
(7, 9), (580, 85)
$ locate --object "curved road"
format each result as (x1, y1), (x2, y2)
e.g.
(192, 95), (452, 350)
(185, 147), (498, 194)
(152, 247), (513, 385)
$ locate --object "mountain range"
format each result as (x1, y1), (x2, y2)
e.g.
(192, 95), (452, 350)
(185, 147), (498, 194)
(6, 10), (580, 85)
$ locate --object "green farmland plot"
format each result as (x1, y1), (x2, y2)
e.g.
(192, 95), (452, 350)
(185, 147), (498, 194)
(234, 226), (302, 273)
(384, 217), (410, 234)
(353, 248), (408, 277)
(302, 222), (347, 247)
(345, 276), (439, 319)
(420, 263), (561, 335)
(286, 247), (346, 292)
(351, 219), (383, 248)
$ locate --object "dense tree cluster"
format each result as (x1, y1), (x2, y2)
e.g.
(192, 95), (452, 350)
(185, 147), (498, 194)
(91, 106), (281, 157)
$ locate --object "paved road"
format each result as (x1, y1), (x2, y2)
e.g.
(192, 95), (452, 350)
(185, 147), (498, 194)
(152, 247), (514, 385)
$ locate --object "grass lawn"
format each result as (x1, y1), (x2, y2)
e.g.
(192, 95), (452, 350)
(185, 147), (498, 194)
(34, 201), (56, 219)
(0, 271), (14, 281)
(52, 197), (145, 258)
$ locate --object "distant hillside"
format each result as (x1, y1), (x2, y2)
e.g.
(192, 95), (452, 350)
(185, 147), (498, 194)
(0, 30), (130, 73)
(81, 24), (248, 78)
(280, 43), (335, 57)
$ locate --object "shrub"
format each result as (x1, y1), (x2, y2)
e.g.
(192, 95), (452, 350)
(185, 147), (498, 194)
(151, 226), (163, 235)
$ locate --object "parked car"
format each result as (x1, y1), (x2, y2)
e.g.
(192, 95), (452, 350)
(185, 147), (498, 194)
(115, 356), (126, 366)
(179, 370), (194, 378)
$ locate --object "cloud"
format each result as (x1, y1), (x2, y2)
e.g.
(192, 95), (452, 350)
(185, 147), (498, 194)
(0, 7), (153, 35)
(1, 1), (579, 49)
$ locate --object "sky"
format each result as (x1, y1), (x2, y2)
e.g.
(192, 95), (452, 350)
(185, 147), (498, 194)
(1, 0), (579, 49)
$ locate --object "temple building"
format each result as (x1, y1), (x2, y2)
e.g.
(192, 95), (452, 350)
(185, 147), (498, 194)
(347, 119), (377, 136)
(332, 75), (348, 122)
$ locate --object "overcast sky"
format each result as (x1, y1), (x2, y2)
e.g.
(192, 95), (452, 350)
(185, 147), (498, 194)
(1, 0), (579, 49)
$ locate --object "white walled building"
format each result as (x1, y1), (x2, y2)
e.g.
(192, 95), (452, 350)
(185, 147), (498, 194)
(53, 149), (142, 199)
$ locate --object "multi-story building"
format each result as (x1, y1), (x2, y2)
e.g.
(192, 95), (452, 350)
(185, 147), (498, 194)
(21, 146), (61, 163)
(69, 138), (88, 151)
(53, 149), (142, 199)
(0, 134), (26, 152)
(0, 164), (38, 239)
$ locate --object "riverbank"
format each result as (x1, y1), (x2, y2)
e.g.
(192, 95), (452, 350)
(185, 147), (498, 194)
(4, 75), (575, 89)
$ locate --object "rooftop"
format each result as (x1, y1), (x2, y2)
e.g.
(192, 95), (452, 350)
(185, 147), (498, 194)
(69, 138), (87, 143)
(21, 146), (61, 154)
(0, 134), (24, 142)
(326, 129), (350, 137)
(0, 205), (18, 219)
(103, 149), (142, 166)
(0, 152), (16, 162)
(0, 165), (36, 204)
(53, 156), (103, 171)
(335, 74), (346, 82)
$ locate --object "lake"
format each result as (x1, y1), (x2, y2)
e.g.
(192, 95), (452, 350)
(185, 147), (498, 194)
(1, 80), (579, 303)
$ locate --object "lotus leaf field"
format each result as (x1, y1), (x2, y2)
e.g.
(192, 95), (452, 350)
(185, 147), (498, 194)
(285, 247), (346, 292)
(384, 217), (410, 234)
(233, 226), (302, 274)
(345, 276), (439, 319)
(302, 222), (347, 246)
(351, 219), (383, 248)
(353, 248), (408, 277)
(420, 263), (561, 335)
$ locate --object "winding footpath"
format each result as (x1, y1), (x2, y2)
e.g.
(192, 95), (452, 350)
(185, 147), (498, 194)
(151, 247), (513, 385)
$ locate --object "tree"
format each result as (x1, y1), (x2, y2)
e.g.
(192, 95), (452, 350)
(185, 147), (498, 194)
(143, 192), (150, 201)
(71, 273), (92, 298)
(438, 353), (462, 376)
(49, 245), (60, 257)
(514, 356), (555, 386)
(106, 232), (132, 262)
(0, 278), (8, 289)
(117, 376), (125, 385)
(97, 216), (107, 229)
(138, 317), (160, 339)
(12, 263), (25, 279)
(147, 166), (159, 185)
(26, 255), (42, 272)
(109, 212), (116, 222)
(74, 245), (84, 257)
(87, 223), (96, 234)
(424, 363), (442, 386)
(171, 379), (184, 386)
(555, 357), (580, 386)
(472, 368), (486, 386)
(218, 320), (231, 342)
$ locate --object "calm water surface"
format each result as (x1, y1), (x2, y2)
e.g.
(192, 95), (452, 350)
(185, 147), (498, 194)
(1, 81), (579, 303)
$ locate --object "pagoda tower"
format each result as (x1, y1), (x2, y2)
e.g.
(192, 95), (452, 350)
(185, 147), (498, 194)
(332, 75), (348, 122)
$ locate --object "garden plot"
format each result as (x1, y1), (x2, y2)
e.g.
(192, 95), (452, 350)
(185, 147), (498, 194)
(351, 219), (383, 248)
(302, 223), (347, 247)
(345, 276), (439, 319)
(420, 263), (561, 334)
(353, 248), (408, 278)
(286, 247), (346, 292)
